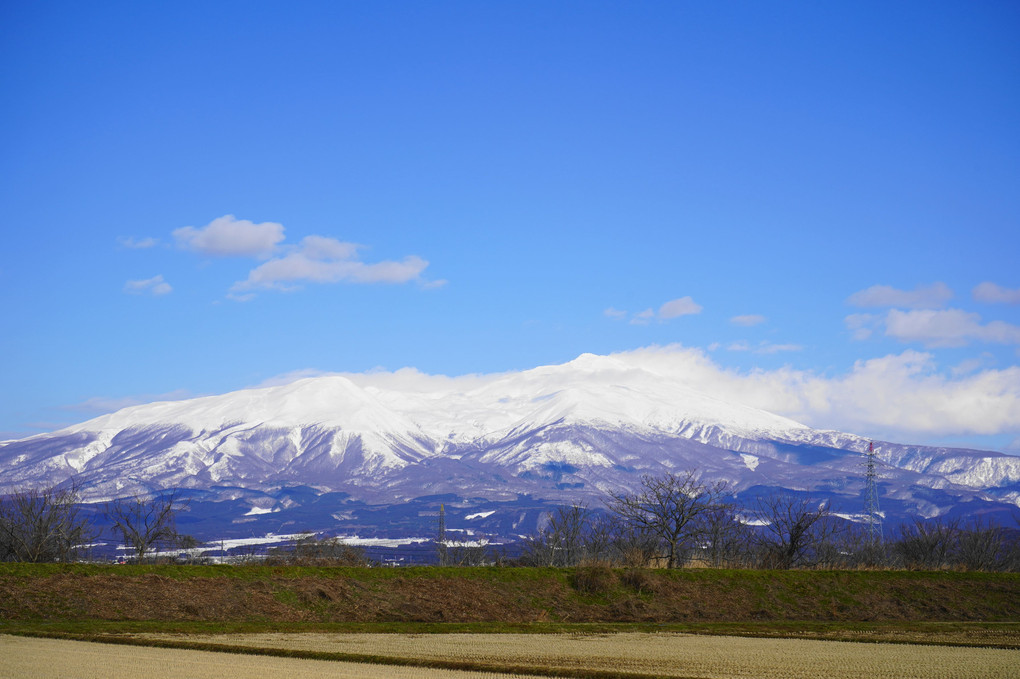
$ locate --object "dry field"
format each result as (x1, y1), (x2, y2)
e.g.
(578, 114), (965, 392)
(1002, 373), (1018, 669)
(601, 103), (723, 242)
(131, 631), (1020, 679)
(0, 635), (544, 679)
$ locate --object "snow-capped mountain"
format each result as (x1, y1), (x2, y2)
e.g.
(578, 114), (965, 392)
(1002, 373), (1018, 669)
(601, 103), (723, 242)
(2, 353), (1018, 538)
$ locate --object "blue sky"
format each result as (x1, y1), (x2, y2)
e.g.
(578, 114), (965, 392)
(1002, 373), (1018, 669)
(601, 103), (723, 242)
(1, 1), (1018, 451)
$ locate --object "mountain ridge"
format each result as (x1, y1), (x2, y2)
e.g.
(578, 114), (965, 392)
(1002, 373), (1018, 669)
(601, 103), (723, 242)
(1, 352), (1018, 539)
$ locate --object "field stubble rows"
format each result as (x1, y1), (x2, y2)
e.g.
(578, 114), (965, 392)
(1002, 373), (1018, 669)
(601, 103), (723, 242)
(0, 634), (546, 679)
(133, 631), (1020, 679)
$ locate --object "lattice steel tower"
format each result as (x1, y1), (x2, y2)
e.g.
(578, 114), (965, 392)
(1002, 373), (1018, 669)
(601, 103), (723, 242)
(437, 503), (448, 566)
(864, 440), (883, 544)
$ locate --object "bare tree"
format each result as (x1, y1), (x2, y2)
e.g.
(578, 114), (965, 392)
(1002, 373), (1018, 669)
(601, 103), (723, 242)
(833, 522), (888, 569)
(105, 490), (185, 563)
(0, 483), (95, 562)
(608, 470), (726, 568)
(751, 494), (838, 569)
(586, 512), (621, 564)
(521, 504), (600, 567)
(696, 501), (754, 568)
(954, 517), (1008, 571)
(891, 516), (958, 570)
(606, 521), (661, 567)
(1007, 513), (1020, 572)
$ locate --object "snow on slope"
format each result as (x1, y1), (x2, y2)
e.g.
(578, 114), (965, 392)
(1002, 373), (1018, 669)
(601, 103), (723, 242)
(0, 352), (834, 497)
(489, 353), (812, 434)
(58, 375), (434, 472)
(349, 352), (817, 445)
(58, 352), (815, 449)
(2, 352), (1016, 514)
(65, 375), (419, 435)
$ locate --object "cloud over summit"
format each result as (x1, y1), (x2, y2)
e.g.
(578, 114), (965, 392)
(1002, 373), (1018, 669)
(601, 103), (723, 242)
(608, 345), (1020, 440)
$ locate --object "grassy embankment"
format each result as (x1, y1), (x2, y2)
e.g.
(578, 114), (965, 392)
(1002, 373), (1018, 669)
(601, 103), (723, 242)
(1, 563), (1017, 646)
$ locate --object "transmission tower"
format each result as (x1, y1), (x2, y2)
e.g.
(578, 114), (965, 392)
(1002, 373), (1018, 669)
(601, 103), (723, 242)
(437, 503), (448, 566)
(863, 440), (883, 544)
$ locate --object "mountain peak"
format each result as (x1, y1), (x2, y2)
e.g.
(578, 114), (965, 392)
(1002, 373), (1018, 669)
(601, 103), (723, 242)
(3, 353), (1016, 529)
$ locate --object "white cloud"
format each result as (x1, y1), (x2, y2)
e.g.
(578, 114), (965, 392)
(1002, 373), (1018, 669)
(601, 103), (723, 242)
(612, 296), (703, 324)
(300, 234), (360, 260)
(847, 282), (953, 309)
(844, 313), (878, 340)
(884, 308), (1020, 347)
(630, 308), (655, 325)
(173, 214), (285, 257)
(604, 307), (628, 321)
(973, 282), (1020, 305)
(608, 345), (1020, 439)
(124, 275), (172, 296)
(846, 308), (1020, 348)
(755, 342), (803, 354)
(731, 314), (766, 326)
(726, 340), (802, 354)
(229, 235), (429, 296)
(169, 216), (439, 298)
(659, 296), (703, 319)
(118, 236), (158, 249)
(951, 353), (995, 377)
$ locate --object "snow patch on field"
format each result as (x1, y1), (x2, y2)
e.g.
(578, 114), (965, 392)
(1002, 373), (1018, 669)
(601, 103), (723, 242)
(243, 506), (277, 516)
(333, 535), (432, 547)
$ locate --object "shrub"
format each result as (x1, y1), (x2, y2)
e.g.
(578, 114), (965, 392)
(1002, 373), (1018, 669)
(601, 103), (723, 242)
(620, 567), (655, 594)
(570, 565), (617, 595)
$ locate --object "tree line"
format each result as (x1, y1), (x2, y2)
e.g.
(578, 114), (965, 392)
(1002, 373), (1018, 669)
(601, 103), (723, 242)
(3, 471), (1018, 570)
(0, 483), (190, 563)
(518, 470), (1020, 571)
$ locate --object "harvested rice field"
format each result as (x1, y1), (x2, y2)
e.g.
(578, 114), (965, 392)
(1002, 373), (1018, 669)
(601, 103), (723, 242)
(0, 635), (543, 679)
(132, 631), (1019, 679)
